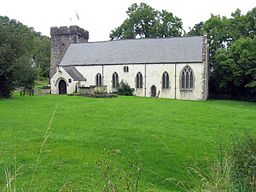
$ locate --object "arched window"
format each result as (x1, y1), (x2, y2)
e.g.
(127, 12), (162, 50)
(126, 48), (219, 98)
(136, 72), (143, 88)
(181, 66), (194, 90)
(96, 73), (102, 86)
(162, 71), (169, 89)
(112, 72), (119, 88)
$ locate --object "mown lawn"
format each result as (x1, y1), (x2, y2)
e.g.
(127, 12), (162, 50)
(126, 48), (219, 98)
(0, 95), (256, 191)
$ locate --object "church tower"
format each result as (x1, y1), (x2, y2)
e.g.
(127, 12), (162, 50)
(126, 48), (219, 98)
(50, 26), (89, 78)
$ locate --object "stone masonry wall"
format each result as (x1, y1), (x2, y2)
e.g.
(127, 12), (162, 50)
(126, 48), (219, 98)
(49, 26), (89, 79)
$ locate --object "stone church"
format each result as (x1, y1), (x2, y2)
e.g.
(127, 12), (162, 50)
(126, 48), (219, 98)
(50, 25), (209, 100)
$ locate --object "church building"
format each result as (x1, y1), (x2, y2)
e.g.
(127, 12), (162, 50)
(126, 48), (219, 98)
(50, 25), (209, 100)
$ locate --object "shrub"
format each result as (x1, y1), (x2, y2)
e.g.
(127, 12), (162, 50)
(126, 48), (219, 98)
(94, 86), (107, 94)
(117, 80), (134, 96)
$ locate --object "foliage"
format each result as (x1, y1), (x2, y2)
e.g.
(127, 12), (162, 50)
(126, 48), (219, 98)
(187, 7), (256, 99)
(110, 3), (183, 39)
(187, 22), (204, 36)
(183, 131), (256, 192)
(0, 16), (34, 98)
(93, 86), (107, 94)
(0, 15), (50, 98)
(215, 36), (256, 96)
(117, 80), (134, 96)
(16, 59), (38, 89)
(32, 35), (50, 78)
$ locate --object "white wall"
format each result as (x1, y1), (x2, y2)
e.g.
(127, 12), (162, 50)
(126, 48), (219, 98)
(50, 62), (207, 100)
(50, 68), (77, 94)
(103, 64), (145, 96)
(176, 63), (205, 100)
(76, 66), (102, 87)
(145, 64), (175, 98)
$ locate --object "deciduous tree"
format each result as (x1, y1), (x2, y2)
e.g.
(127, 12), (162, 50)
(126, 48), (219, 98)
(110, 3), (184, 40)
(0, 16), (49, 98)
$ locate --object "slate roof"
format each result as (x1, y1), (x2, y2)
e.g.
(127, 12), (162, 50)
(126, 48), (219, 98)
(59, 36), (204, 66)
(62, 66), (86, 81)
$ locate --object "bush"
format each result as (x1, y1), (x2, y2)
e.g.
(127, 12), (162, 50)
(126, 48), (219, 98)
(117, 80), (134, 96)
(93, 86), (107, 94)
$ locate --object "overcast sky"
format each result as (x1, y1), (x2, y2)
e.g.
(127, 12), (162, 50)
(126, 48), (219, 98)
(1, 0), (255, 41)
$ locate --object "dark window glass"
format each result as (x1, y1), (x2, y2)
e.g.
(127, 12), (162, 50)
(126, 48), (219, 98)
(124, 66), (129, 72)
(181, 66), (194, 90)
(162, 72), (169, 89)
(96, 73), (102, 86)
(112, 72), (119, 88)
(136, 72), (143, 88)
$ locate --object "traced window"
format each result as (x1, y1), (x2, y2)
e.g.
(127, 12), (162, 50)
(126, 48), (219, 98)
(124, 66), (129, 72)
(112, 72), (119, 88)
(96, 73), (102, 86)
(136, 72), (143, 88)
(181, 66), (194, 90)
(162, 71), (169, 89)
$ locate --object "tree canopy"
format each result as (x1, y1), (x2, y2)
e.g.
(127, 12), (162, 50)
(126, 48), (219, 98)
(188, 7), (256, 99)
(0, 16), (50, 98)
(110, 3), (184, 40)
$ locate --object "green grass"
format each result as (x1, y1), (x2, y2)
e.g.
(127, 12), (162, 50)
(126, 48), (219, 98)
(0, 95), (256, 191)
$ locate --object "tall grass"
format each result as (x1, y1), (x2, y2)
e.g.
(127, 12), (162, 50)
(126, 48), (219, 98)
(96, 148), (143, 192)
(28, 104), (59, 191)
(149, 130), (256, 192)
(1, 104), (59, 192)
(187, 130), (256, 192)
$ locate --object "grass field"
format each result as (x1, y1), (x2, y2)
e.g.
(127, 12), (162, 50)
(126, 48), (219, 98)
(0, 95), (256, 191)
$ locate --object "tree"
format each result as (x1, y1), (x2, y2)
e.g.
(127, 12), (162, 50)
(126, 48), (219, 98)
(215, 36), (256, 97)
(15, 58), (37, 89)
(110, 3), (184, 40)
(0, 16), (45, 98)
(32, 34), (50, 78)
(187, 22), (204, 36)
(187, 7), (256, 99)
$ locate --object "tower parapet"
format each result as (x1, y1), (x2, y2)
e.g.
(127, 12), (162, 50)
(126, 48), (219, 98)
(50, 26), (89, 79)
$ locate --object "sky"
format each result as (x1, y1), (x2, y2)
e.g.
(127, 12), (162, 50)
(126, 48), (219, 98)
(1, 0), (255, 42)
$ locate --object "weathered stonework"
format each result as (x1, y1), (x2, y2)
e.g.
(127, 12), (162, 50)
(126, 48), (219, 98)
(201, 34), (209, 100)
(49, 26), (89, 78)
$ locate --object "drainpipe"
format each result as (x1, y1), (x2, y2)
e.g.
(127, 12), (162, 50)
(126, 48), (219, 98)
(174, 63), (177, 99)
(144, 64), (147, 97)
(101, 65), (104, 85)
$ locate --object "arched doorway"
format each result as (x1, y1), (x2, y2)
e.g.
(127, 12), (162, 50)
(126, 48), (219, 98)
(151, 85), (156, 97)
(58, 80), (67, 94)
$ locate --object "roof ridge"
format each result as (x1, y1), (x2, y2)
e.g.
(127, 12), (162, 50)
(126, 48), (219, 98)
(70, 35), (204, 45)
